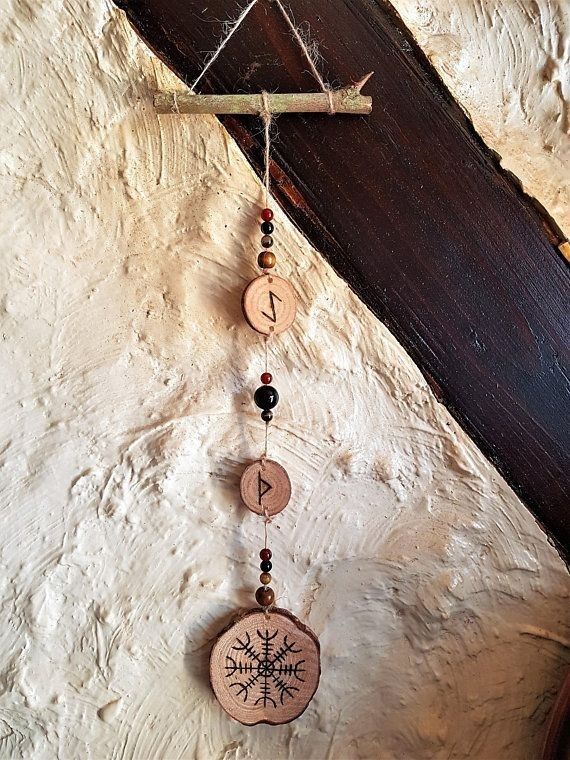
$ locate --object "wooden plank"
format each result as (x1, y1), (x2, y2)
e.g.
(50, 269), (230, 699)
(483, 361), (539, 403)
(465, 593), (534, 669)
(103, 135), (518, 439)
(114, 0), (570, 554)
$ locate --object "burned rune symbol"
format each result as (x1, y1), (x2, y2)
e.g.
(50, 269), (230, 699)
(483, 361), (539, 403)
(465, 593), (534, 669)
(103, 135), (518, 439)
(225, 628), (306, 707)
(261, 290), (282, 323)
(258, 471), (273, 507)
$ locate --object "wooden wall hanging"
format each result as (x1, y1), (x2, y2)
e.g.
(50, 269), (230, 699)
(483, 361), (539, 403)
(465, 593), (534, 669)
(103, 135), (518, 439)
(150, 0), (372, 725)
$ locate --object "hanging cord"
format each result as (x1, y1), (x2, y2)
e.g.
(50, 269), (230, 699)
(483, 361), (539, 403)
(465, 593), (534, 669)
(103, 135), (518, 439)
(272, 0), (335, 114)
(260, 91), (271, 208)
(189, 0), (334, 112)
(190, 0), (259, 91)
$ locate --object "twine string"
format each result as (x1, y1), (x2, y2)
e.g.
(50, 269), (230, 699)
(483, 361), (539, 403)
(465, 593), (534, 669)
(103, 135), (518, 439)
(273, 0), (335, 113)
(260, 91), (271, 207)
(190, 0), (334, 111)
(190, 0), (259, 91)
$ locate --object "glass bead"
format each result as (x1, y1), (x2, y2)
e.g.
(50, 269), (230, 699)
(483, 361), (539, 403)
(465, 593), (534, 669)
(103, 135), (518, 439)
(260, 548), (272, 560)
(261, 373), (272, 385)
(260, 559), (272, 572)
(261, 221), (274, 235)
(260, 572), (272, 585)
(254, 385), (278, 410)
(261, 235), (274, 248)
(261, 208), (274, 222)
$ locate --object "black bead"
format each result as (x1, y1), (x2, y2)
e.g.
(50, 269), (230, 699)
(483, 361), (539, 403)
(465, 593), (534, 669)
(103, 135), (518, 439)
(254, 385), (279, 411)
(261, 221), (274, 235)
(260, 560), (272, 572)
(261, 410), (273, 423)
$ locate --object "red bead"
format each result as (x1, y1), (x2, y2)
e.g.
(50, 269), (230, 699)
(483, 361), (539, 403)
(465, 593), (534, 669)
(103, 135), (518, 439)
(261, 372), (272, 385)
(261, 208), (274, 222)
(260, 548), (272, 561)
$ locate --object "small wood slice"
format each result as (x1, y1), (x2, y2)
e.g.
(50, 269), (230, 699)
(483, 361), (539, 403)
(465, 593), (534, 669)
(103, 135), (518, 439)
(240, 459), (291, 516)
(210, 607), (320, 725)
(242, 274), (297, 335)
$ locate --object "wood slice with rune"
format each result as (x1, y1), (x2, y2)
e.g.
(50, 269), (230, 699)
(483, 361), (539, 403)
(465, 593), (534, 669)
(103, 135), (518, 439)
(210, 608), (320, 725)
(242, 274), (297, 335)
(240, 459), (291, 516)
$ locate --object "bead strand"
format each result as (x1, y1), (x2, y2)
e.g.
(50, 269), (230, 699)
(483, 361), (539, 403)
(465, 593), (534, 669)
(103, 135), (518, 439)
(258, 207), (276, 270)
(256, 547), (275, 608)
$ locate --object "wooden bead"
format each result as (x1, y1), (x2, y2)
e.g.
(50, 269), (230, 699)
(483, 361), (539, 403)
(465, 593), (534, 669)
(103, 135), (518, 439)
(256, 586), (275, 607)
(258, 250), (276, 269)
(240, 459), (292, 516)
(260, 572), (272, 585)
(242, 275), (297, 336)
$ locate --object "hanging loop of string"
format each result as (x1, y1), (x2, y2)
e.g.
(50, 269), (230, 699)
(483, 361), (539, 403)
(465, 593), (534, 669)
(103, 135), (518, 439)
(190, 0), (335, 113)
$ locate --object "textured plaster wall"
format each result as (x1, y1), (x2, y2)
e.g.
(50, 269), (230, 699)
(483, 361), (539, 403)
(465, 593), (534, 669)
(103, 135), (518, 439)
(390, 0), (570, 233)
(0, 1), (568, 759)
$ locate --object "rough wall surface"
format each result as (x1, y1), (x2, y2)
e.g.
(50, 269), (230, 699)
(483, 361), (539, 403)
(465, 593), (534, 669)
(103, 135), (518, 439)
(390, 0), (570, 233)
(0, 1), (568, 759)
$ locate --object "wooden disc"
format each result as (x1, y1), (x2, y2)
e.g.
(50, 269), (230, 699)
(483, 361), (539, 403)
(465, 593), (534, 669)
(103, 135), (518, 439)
(242, 274), (297, 335)
(210, 608), (320, 725)
(240, 459), (291, 516)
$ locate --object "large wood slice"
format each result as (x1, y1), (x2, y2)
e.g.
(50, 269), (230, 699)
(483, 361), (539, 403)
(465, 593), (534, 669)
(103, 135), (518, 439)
(210, 608), (320, 725)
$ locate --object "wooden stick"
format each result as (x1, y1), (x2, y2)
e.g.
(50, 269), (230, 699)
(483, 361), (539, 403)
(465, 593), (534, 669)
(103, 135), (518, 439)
(154, 73), (374, 115)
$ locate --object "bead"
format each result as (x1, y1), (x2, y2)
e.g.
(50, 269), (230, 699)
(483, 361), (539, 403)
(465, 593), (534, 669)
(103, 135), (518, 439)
(261, 221), (274, 235)
(256, 586), (275, 607)
(261, 410), (273, 423)
(260, 572), (272, 585)
(261, 208), (274, 222)
(260, 548), (272, 561)
(260, 559), (272, 572)
(257, 251), (276, 269)
(261, 235), (274, 248)
(254, 385), (279, 411)
(261, 372), (272, 385)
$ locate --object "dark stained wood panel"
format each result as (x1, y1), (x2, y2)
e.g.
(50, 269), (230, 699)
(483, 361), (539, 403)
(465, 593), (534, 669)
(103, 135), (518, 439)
(114, 0), (570, 555)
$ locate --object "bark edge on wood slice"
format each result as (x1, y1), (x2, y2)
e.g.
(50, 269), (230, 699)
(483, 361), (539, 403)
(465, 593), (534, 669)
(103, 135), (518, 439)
(210, 607), (320, 725)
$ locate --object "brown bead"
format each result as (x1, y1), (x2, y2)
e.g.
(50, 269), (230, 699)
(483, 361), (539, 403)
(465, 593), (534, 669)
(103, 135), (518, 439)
(261, 235), (274, 248)
(260, 548), (272, 561)
(258, 250), (276, 269)
(255, 586), (275, 607)
(260, 572), (272, 585)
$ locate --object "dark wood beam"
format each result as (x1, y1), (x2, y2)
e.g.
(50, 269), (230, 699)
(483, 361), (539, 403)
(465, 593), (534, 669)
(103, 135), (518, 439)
(114, 0), (570, 555)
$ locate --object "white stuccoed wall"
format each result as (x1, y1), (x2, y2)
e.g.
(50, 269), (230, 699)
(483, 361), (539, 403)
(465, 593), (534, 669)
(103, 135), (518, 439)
(391, 0), (569, 232)
(0, 1), (568, 759)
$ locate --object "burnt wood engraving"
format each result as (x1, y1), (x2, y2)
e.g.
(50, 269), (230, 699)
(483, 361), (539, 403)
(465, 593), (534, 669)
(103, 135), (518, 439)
(115, 0), (570, 554)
